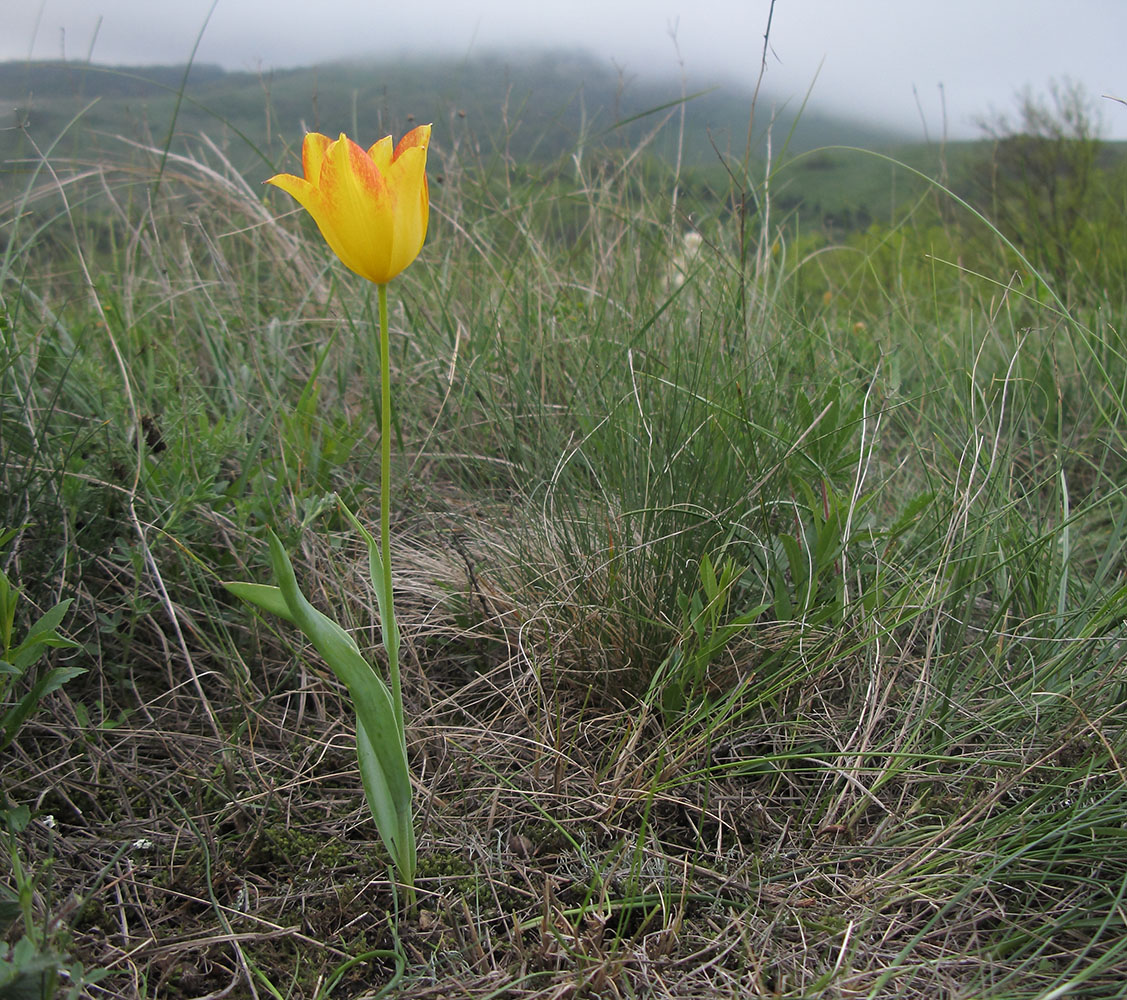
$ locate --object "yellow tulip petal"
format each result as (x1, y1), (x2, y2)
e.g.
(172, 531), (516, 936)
(384, 147), (429, 278)
(264, 132), (333, 205)
(301, 137), (387, 283)
(342, 136), (399, 277)
(301, 131), (333, 184)
(264, 171), (319, 213)
(394, 124), (431, 159)
(368, 134), (395, 174)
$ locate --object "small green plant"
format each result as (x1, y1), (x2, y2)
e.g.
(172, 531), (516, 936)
(0, 540), (84, 753)
(648, 553), (766, 717)
(1, 807), (71, 1000)
(1, 543), (97, 998)
(766, 381), (866, 626)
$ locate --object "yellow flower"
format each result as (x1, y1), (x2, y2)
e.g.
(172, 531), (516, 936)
(267, 125), (431, 285)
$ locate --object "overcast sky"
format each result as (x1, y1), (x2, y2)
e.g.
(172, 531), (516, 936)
(6, 0), (1126, 139)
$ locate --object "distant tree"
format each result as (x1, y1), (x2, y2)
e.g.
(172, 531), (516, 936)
(974, 79), (1103, 289)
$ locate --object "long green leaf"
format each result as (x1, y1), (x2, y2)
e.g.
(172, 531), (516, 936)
(1, 666), (85, 751)
(357, 718), (415, 884)
(338, 501), (403, 733)
(355, 717), (405, 863)
(265, 531), (413, 870)
(222, 582), (297, 624)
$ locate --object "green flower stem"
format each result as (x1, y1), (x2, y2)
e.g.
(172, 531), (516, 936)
(375, 282), (413, 902)
(376, 283), (404, 737)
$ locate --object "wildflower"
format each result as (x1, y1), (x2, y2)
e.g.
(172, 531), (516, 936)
(267, 126), (431, 285)
(234, 125), (435, 898)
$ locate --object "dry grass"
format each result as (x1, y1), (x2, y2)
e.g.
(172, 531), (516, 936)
(5, 510), (1122, 998)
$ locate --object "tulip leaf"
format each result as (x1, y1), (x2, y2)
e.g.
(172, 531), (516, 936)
(265, 531), (413, 871)
(338, 500), (403, 727)
(225, 530), (416, 882)
(357, 717), (414, 880)
(356, 717), (404, 851)
(223, 582), (297, 624)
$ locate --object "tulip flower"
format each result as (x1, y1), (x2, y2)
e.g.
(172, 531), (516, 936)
(229, 127), (433, 901)
(266, 126), (430, 285)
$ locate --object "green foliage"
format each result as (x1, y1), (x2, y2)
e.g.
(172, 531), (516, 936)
(0, 561), (93, 997)
(805, 85), (1127, 320)
(0, 561), (83, 753)
(0, 933), (62, 1000)
(1, 795), (104, 1000)
(648, 553), (767, 717)
(973, 80), (1108, 291)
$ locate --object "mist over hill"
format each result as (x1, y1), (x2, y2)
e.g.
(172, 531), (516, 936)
(5, 50), (1020, 237)
(0, 49), (911, 165)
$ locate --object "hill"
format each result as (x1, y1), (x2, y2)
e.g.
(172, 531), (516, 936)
(0, 51), (911, 169)
(10, 50), (1119, 236)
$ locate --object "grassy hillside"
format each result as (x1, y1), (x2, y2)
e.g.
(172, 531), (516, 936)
(2, 50), (1127, 1000)
(0, 52), (921, 220)
(0, 51), (910, 156)
(4, 52), (1122, 235)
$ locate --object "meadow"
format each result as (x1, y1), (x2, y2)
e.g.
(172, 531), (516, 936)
(2, 56), (1127, 999)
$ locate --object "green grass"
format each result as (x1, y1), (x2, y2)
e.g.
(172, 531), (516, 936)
(2, 65), (1127, 1000)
